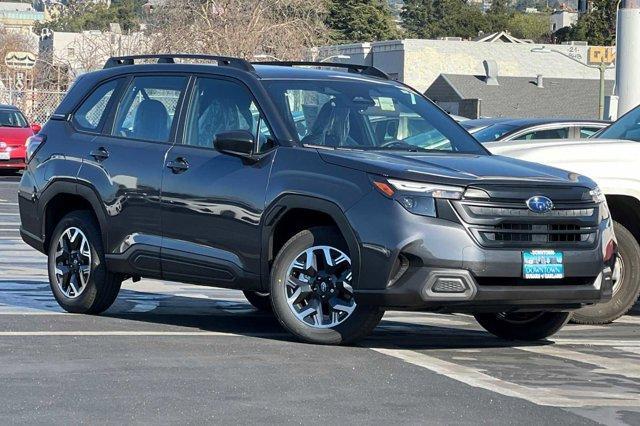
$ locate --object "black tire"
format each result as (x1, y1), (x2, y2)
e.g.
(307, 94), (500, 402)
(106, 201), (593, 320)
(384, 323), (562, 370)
(47, 211), (122, 314)
(571, 221), (640, 325)
(243, 290), (272, 312)
(270, 227), (383, 345)
(474, 311), (571, 341)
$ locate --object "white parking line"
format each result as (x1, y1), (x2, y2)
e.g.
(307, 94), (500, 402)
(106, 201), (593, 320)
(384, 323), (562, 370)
(0, 330), (286, 337)
(371, 347), (640, 408)
(516, 345), (640, 380)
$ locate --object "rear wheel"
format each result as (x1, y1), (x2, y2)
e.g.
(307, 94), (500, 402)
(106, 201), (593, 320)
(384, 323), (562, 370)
(270, 227), (383, 345)
(47, 211), (122, 314)
(243, 290), (272, 312)
(571, 221), (640, 324)
(474, 311), (570, 341)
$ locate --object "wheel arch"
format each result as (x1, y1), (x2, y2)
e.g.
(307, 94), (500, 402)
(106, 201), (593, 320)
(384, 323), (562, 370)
(39, 181), (109, 252)
(606, 194), (640, 244)
(261, 194), (361, 291)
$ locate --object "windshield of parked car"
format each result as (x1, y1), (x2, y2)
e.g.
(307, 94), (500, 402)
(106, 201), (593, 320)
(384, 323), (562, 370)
(597, 106), (640, 142)
(0, 109), (28, 128)
(263, 78), (487, 154)
(467, 123), (520, 142)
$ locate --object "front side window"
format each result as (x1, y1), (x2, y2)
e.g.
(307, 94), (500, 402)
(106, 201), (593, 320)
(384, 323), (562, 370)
(184, 77), (273, 152)
(598, 106), (640, 142)
(579, 127), (602, 138)
(0, 109), (28, 128)
(264, 79), (485, 154)
(469, 123), (519, 142)
(112, 75), (187, 143)
(73, 79), (120, 132)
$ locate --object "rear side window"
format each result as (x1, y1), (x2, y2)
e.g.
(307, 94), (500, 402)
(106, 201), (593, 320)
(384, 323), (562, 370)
(579, 127), (602, 138)
(112, 75), (187, 143)
(514, 127), (570, 141)
(73, 79), (120, 132)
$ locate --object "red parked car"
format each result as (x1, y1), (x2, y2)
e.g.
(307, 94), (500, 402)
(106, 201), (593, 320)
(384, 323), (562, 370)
(0, 104), (40, 172)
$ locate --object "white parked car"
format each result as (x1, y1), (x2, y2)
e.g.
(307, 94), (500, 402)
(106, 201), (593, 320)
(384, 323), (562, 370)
(486, 107), (640, 324)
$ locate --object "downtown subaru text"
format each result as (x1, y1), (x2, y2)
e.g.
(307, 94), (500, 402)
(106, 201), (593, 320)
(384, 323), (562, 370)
(19, 55), (616, 344)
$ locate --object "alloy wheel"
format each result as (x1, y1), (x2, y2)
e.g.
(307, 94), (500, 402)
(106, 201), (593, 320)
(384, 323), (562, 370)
(54, 227), (91, 299)
(284, 245), (356, 329)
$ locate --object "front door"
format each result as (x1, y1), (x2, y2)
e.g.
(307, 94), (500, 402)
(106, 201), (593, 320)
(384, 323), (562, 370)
(160, 76), (275, 289)
(77, 74), (188, 277)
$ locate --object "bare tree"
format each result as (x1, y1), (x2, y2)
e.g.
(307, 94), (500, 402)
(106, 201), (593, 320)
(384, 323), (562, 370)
(146, 0), (329, 60)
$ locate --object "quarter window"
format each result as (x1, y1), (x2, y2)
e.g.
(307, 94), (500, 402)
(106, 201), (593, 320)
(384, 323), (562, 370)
(112, 76), (187, 143)
(73, 79), (120, 132)
(184, 78), (274, 152)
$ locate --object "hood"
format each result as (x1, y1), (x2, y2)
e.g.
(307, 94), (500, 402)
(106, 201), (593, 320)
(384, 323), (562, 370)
(318, 149), (595, 188)
(485, 138), (629, 157)
(0, 126), (33, 146)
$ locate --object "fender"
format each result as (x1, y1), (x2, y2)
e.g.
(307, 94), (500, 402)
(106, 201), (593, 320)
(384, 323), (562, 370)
(37, 180), (110, 252)
(260, 194), (362, 291)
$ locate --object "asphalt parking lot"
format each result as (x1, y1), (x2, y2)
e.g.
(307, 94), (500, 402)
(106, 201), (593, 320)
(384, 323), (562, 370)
(0, 173), (639, 425)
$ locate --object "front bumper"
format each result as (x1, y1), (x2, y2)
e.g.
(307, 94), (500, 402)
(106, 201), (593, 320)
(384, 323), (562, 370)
(347, 190), (615, 312)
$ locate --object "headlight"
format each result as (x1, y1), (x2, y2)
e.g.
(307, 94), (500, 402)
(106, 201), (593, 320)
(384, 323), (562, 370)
(373, 178), (464, 218)
(387, 179), (464, 200)
(590, 187), (606, 204)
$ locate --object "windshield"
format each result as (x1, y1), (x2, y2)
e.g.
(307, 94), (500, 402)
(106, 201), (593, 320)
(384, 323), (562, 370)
(467, 123), (519, 142)
(0, 109), (28, 128)
(263, 79), (487, 154)
(598, 106), (640, 141)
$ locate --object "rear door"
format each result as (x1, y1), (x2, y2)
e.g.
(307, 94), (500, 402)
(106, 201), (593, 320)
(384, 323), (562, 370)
(159, 75), (276, 288)
(76, 74), (188, 276)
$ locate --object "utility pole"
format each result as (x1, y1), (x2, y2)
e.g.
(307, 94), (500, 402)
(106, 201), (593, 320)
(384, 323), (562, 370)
(616, 0), (640, 116)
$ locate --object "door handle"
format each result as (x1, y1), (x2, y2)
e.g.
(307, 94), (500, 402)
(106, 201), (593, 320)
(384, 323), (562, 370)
(166, 157), (189, 174)
(89, 147), (109, 162)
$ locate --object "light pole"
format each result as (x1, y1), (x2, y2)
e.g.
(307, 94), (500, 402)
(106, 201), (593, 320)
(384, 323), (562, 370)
(253, 54), (282, 62)
(320, 54), (351, 63)
(531, 47), (615, 120)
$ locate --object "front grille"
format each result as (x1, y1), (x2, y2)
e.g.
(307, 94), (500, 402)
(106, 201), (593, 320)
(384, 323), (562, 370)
(452, 186), (600, 249)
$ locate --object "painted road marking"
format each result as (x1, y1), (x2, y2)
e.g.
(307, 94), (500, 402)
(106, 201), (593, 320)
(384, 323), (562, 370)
(371, 347), (640, 408)
(0, 331), (287, 338)
(516, 345), (640, 380)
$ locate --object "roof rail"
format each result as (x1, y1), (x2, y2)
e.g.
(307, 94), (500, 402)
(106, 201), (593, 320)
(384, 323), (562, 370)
(254, 61), (390, 80)
(103, 54), (255, 72)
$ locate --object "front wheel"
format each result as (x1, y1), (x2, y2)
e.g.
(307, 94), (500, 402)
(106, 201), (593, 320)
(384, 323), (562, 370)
(474, 311), (570, 341)
(47, 211), (122, 314)
(270, 227), (383, 345)
(571, 221), (640, 324)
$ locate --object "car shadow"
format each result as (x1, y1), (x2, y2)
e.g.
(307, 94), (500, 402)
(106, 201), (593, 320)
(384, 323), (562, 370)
(0, 280), (622, 350)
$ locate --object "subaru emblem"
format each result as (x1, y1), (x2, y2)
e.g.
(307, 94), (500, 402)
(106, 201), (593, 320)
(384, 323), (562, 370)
(526, 196), (554, 213)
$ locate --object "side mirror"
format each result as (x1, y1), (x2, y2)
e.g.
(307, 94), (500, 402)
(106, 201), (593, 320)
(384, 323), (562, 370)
(31, 123), (41, 134)
(214, 130), (255, 158)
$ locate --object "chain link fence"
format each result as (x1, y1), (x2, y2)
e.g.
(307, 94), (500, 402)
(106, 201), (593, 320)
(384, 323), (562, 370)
(0, 89), (67, 124)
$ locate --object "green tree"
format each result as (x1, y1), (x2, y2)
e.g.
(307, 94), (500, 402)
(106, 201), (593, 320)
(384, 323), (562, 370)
(507, 12), (549, 41)
(325, 0), (400, 43)
(401, 0), (489, 39)
(35, 0), (144, 33)
(562, 0), (616, 45)
(401, 0), (432, 38)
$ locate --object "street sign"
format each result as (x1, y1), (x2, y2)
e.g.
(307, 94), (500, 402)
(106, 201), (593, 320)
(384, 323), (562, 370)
(588, 47), (616, 66)
(4, 51), (37, 70)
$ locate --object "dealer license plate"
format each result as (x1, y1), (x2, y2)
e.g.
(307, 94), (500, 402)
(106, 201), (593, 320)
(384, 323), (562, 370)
(522, 250), (564, 279)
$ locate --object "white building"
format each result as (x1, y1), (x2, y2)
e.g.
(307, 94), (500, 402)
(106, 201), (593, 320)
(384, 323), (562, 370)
(550, 10), (578, 33)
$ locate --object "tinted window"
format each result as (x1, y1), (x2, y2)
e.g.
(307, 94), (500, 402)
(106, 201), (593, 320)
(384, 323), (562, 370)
(112, 76), (187, 142)
(264, 80), (484, 154)
(579, 127), (602, 138)
(73, 79), (120, 132)
(598, 106), (640, 142)
(184, 78), (273, 152)
(468, 123), (519, 142)
(0, 109), (28, 128)
(514, 127), (570, 141)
